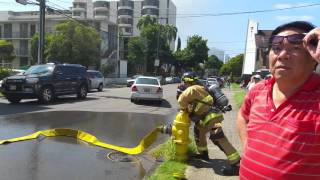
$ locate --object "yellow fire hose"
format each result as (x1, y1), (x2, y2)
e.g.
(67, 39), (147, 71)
(0, 111), (190, 179)
(0, 128), (159, 155)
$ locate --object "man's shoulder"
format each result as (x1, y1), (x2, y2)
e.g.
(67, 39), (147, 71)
(250, 79), (269, 91)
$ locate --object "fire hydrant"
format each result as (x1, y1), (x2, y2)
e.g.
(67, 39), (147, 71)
(158, 111), (191, 161)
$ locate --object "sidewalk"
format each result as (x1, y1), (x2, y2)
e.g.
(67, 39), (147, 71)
(185, 88), (242, 180)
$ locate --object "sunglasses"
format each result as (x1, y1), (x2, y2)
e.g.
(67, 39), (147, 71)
(270, 34), (305, 45)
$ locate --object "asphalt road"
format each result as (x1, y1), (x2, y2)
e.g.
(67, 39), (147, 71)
(0, 84), (180, 180)
(0, 84), (242, 180)
(0, 84), (179, 116)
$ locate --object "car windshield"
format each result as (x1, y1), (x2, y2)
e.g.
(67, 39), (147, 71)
(135, 78), (159, 85)
(24, 64), (54, 75)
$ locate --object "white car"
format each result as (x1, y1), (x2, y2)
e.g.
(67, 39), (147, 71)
(206, 78), (220, 87)
(87, 70), (104, 92)
(130, 76), (163, 103)
(126, 74), (142, 87)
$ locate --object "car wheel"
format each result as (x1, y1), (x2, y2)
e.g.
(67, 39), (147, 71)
(98, 84), (103, 92)
(7, 96), (21, 104)
(38, 86), (54, 104)
(77, 84), (87, 99)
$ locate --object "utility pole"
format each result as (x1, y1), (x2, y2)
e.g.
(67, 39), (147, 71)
(38, 0), (46, 64)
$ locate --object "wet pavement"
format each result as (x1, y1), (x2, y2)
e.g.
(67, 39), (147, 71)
(0, 111), (174, 180)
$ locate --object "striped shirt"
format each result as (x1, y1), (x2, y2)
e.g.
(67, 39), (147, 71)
(240, 73), (320, 180)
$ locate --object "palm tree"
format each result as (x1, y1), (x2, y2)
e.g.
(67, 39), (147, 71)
(137, 16), (157, 30)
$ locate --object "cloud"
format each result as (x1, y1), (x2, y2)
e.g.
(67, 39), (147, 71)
(276, 15), (314, 21)
(273, 3), (313, 9)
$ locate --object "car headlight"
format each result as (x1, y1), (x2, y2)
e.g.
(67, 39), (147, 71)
(26, 77), (39, 84)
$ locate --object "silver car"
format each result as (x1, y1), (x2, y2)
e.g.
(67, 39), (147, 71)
(87, 70), (104, 92)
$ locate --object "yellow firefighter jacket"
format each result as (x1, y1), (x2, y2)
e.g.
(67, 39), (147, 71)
(177, 85), (223, 125)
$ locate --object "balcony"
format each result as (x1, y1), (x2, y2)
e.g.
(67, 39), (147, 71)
(2, 32), (32, 39)
(117, 9), (133, 16)
(142, 5), (159, 10)
(94, 1), (110, 8)
(72, 7), (86, 12)
(141, 8), (159, 16)
(118, 17), (133, 25)
(118, 23), (132, 28)
(118, 1), (134, 8)
(142, 0), (159, 7)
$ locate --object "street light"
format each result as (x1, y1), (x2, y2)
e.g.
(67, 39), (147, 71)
(16, 0), (45, 65)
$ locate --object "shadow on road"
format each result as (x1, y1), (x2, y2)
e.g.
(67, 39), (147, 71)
(133, 99), (172, 108)
(187, 158), (230, 176)
(101, 95), (131, 100)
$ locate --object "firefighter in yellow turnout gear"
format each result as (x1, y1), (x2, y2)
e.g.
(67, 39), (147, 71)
(177, 72), (240, 176)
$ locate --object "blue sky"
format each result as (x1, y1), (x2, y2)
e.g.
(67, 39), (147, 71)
(0, 0), (319, 57)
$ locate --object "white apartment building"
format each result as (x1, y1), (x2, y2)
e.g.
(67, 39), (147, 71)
(0, 0), (176, 77)
(0, 8), (117, 69)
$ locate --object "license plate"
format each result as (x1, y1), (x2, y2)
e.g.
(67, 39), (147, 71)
(9, 85), (16, 90)
(144, 88), (150, 92)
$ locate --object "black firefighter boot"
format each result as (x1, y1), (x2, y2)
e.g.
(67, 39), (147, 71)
(221, 163), (240, 176)
(192, 151), (209, 160)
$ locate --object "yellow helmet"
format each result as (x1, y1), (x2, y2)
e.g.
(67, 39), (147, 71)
(182, 71), (198, 83)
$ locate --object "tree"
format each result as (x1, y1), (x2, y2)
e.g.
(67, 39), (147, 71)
(205, 55), (223, 70)
(127, 37), (146, 75)
(31, 33), (53, 64)
(176, 37), (181, 51)
(0, 40), (15, 65)
(137, 16), (157, 30)
(220, 54), (243, 77)
(46, 20), (101, 67)
(180, 35), (209, 70)
(128, 16), (177, 74)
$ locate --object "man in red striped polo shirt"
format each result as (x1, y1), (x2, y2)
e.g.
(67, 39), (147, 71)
(237, 21), (320, 179)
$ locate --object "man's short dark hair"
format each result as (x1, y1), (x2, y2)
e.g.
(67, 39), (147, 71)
(269, 21), (316, 46)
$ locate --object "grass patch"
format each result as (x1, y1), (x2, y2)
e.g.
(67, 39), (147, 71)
(147, 138), (197, 180)
(231, 83), (241, 90)
(231, 83), (246, 108)
(234, 91), (246, 108)
(148, 160), (186, 180)
(0, 92), (2, 97)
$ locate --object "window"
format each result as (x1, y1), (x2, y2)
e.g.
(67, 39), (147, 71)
(20, 23), (28, 38)
(118, 9), (133, 16)
(4, 24), (12, 38)
(30, 24), (36, 37)
(95, 11), (108, 16)
(73, 12), (81, 16)
(19, 40), (28, 56)
(136, 78), (159, 85)
(141, 8), (159, 16)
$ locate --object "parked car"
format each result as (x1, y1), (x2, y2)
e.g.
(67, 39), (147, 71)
(126, 74), (142, 87)
(87, 70), (104, 92)
(130, 76), (163, 103)
(165, 77), (173, 84)
(206, 78), (220, 87)
(1, 63), (89, 104)
(172, 76), (181, 83)
(0, 69), (25, 90)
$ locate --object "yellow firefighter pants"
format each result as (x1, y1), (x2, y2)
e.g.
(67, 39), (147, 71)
(194, 117), (240, 165)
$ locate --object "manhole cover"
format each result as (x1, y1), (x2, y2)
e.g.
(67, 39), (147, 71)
(107, 152), (134, 162)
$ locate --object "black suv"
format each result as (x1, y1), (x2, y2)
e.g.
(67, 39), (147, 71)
(1, 63), (89, 103)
